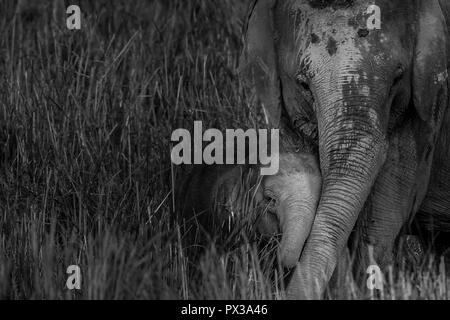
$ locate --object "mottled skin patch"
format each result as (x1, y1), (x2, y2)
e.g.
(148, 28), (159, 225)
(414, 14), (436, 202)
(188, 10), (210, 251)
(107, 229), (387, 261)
(326, 36), (337, 55)
(311, 33), (320, 44)
(357, 28), (369, 37)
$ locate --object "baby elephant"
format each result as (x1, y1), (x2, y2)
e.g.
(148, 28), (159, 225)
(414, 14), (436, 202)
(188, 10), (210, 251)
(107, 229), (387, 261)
(175, 149), (322, 270)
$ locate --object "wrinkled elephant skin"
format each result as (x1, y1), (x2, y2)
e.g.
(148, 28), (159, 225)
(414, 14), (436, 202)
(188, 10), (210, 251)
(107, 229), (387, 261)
(240, 0), (450, 298)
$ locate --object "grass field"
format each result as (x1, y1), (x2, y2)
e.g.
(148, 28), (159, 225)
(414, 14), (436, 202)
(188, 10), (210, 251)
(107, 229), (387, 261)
(0, 0), (449, 299)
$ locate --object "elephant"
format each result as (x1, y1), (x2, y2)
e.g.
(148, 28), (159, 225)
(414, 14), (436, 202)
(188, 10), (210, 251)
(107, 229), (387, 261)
(239, 0), (450, 298)
(175, 132), (322, 270)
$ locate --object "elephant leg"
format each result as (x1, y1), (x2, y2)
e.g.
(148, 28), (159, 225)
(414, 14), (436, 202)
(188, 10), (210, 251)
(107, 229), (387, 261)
(351, 120), (433, 285)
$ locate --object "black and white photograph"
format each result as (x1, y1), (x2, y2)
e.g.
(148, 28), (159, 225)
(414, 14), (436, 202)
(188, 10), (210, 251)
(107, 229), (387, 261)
(1, 0), (450, 307)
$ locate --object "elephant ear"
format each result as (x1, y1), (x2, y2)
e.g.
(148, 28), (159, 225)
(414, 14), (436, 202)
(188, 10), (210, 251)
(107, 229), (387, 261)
(413, 0), (450, 126)
(439, 0), (450, 38)
(239, 0), (281, 128)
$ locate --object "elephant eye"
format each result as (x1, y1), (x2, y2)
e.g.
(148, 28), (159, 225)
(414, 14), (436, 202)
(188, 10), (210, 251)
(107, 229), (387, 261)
(295, 74), (315, 112)
(296, 75), (312, 92)
(262, 190), (277, 212)
(296, 77), (310, 92)
(393, 64), (404, 86)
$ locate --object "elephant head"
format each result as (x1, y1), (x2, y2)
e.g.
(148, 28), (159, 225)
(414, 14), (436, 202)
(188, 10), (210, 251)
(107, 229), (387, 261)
(177, 147), (321, 270)
(255, 150), (321, 268)
(240, 0), (450, 298)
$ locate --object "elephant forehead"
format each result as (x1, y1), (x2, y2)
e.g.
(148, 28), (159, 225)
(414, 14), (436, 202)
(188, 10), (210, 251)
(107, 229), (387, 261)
(287, 0), (412, 67)
(290, 5), (372, 78)
(265, 170), (320, 200)
(291, 0), (373, 39)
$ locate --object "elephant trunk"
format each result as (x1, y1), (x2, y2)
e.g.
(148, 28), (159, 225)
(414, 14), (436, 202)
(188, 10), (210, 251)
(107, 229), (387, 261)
(274, 153), (322, 269)
(279, 183), (320, 268)
(288, 96), (388, 298)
